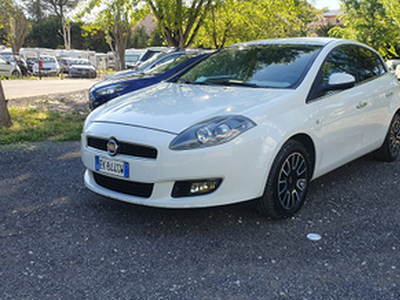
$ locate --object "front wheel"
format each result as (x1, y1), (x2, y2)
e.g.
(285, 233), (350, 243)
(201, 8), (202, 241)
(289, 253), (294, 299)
(374, 114), (400, 162)
(11, 70), (20, 77)
(256, 140), (312, 219)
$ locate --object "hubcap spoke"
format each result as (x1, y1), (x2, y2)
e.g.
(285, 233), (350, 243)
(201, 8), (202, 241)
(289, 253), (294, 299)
(390, 119), (400, 156)
(278, 152), (308, 210)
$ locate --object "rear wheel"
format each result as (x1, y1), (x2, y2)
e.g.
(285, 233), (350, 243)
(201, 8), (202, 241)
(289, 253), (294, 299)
(374, 114), (400, 162)
(257, 140), (312, 219)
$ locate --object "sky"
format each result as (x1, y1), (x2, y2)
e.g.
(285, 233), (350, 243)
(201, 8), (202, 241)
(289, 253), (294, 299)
(313, 0), (341, 10)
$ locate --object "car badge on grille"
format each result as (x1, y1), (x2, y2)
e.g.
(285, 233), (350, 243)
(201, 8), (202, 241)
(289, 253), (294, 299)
(107, 139), (118, 156)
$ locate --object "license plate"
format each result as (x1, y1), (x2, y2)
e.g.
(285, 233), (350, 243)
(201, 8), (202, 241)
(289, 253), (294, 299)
(95, 156), (129, 178)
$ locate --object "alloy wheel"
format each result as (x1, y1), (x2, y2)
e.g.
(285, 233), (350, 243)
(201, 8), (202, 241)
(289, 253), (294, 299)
(277, 152), (308, 210)
(389, 116), (400, 157)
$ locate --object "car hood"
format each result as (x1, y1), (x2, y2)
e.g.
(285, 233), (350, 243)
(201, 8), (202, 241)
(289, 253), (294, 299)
(34, 62), (58, 69)
(105, 69), (140, 80)
(91, 82), (293, 134)
(71, 65), (94, 70)
(93, 73), (147, 88)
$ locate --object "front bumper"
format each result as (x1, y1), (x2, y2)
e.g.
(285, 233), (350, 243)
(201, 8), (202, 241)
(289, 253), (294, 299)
(70, 70), (97, 78)
(81, 122), (268, 208)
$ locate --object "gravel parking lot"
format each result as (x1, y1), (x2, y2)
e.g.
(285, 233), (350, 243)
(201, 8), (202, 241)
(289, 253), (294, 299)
(1, 80), (399, 299)
(1, 139), (399, 299)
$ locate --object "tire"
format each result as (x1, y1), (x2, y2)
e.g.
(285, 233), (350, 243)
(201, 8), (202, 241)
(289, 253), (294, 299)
(374, 113), (400, 162)
(256, 140), (312, 219)
(11, 70), (20, 77)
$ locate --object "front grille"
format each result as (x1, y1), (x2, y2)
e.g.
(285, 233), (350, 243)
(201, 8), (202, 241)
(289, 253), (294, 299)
(87, 137), (158, 159)
(93, 172), (153, 198)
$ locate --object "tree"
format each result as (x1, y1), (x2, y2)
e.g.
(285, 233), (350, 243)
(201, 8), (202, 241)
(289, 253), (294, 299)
(46, 0), (80, 50)
(24, 0), (48, 21)
(0, 0), (30, 54)
(329, 0), (399, 59)
(194, 0), (239, 49)
(23, 0), (80, 49)
(80, 0), (146, 70)
(195, 0), (319, 49)
(0, 80), (12, 127)
(380, 0), (400, 57)
(129, 26), (150, 48)
(145, 0), (214, 47)
(25, 16), (64, 48)
(0, 0), (13, 127)
(315, 22), (338, 37)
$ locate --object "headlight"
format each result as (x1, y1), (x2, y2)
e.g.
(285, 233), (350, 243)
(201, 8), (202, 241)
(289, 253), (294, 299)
(95, 84), (128, 96)
(169, 116), (256, 150)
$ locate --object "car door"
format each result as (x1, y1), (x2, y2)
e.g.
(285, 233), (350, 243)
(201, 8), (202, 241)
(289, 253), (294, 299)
(351, 45), (394, 152)
(0, 56), (11, 77)
(309, 45), (367, 175)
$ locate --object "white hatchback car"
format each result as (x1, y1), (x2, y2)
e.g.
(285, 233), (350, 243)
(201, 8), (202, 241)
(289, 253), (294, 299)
(0, 55), (21, 78)
(81, 38), (400, 219)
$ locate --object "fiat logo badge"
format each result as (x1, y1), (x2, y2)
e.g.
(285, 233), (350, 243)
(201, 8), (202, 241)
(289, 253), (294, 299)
(107, 139), (118, 156)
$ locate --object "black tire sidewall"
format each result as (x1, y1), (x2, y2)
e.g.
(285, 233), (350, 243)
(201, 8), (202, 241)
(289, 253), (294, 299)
(387, 114), (400, 160)
(259, 140), (312, 218)
(375, 113), (400, 162)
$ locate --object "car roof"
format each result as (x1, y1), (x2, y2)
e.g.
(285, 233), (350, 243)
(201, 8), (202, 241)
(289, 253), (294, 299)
(230, 37), (340, 48)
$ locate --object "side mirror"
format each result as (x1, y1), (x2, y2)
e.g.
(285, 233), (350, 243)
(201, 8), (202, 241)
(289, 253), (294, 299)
(6, 61), (10, 65)
(327, 73), (355, 91)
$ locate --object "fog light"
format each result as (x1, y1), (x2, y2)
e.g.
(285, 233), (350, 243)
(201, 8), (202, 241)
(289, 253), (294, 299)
(190, 181), (218, 194)
(172, 179), (222, 198)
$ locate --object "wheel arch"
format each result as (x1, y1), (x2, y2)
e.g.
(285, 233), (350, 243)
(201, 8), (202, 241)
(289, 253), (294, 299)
(289, 133), (316, 179)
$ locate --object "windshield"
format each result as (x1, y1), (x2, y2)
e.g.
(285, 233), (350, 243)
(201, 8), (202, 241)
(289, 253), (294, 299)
(136, 52), (166, 70)
(1, 55), (14, 62)
(146, 54), (199, 76)
(71, 60), (91, 66)
(126, 55), (140, 63)
(178, 44), (321, 89)
(41, 56), (56, 63)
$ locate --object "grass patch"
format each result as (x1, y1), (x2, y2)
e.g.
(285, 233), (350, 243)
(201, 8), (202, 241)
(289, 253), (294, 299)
(0, 107), (86, 144)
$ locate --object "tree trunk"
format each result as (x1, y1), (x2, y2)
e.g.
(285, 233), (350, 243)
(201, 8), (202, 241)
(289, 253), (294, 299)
(0, 80), (12, 127)
(62, 17), (71, 50)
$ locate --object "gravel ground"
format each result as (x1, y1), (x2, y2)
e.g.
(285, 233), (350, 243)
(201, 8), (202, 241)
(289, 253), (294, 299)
(6, 90), (90, 115)
(1, 92), (400, 299)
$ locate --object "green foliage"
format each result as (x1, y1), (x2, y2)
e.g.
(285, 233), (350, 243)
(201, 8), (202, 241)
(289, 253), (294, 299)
(0, 0), (30, 53)
(148, 25), (166, 46)
(129, 26), (150, 48)
(80, 0), (146, 69)
(315, 23), (339, 38)
(329, 0), (400, 59)
(24, 18), (110, 51)
(25, 16), (64, 48)
(0, 107), (86, 144)
(194, 0), (319, 49)
(145, 0), (214, 47)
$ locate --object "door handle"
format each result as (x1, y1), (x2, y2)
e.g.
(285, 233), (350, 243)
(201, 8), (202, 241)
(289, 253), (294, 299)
(356, 102), (367, 109)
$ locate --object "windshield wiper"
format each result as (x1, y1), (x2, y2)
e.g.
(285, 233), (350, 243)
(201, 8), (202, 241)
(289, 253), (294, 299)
(206, 79), (262, 88)
(178, 78), (219, 86)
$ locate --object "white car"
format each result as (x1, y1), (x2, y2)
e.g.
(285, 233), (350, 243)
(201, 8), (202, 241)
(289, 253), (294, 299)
(386, 59), (400, 78)
(81, 38), (400, 219)
(68, 59), (97, 78)
(0, 55), (21, 78)
(32, 55), (60, 76)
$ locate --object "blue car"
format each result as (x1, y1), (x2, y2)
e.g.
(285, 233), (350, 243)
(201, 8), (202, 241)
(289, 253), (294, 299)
(89, 52), (210, 110)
